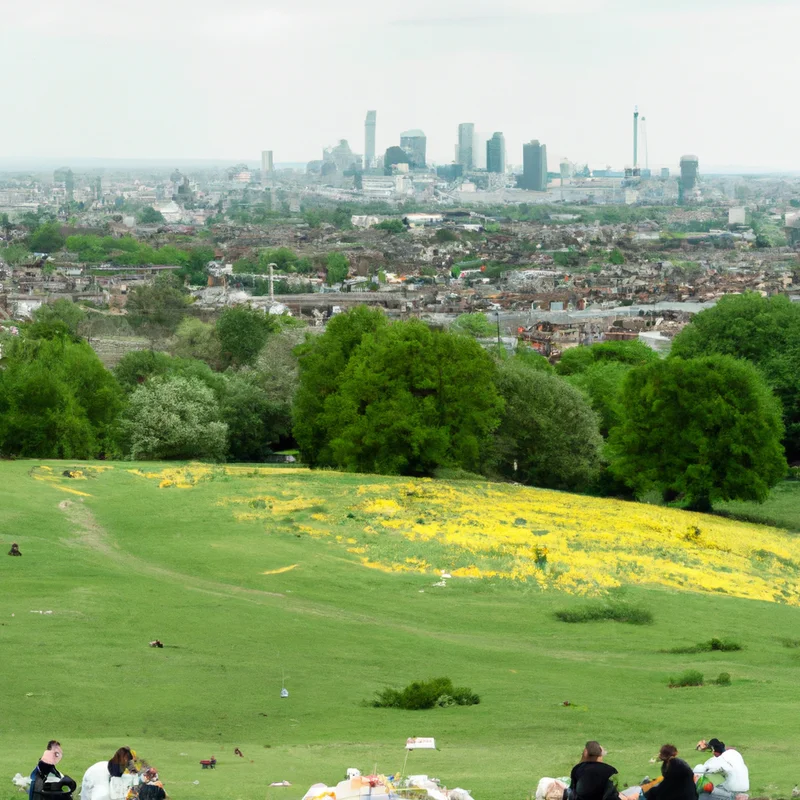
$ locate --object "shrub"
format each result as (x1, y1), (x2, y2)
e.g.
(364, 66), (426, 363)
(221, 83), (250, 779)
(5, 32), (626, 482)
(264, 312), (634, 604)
(666, 638), (743, 654)
(669, 670), (704, 688)
(715, 672), (731, 685)
(371, 677), (479, 710)
(555, 602), (653, 625)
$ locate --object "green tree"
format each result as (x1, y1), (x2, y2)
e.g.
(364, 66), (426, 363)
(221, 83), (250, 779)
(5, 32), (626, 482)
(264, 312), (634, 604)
(450, 313), (495, 338)
(138, 206), (166, 224)
(434, 228), (458, 244)
(293, 307), (388, 465)
(671, 292), (800, 458)
(609, 356), (787, 511)
(32, 299), (87, 337)
(567, 361), (631, 438)
(326, 320), (503, 475)
(2, 243), (31, 265)
(216, 306), (276, 369)
(0, 335), (122, 458)
(126, 273), (189, 341)
(555, 340), (660, 376)
(260, 247), (299, 272)
(120, 375), (228, 461)
(114, 349), (224, 396)
(493, 361), (603, 490)
(373, 219), (406, 233)
(28, 222), (65, 253)
(326, 252), (349, 285)
(178, 245), (216, 285)
(172, 317), (221, 368)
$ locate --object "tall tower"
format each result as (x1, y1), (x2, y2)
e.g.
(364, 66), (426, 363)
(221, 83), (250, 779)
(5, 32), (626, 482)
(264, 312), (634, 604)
(633, 106), (639, 169)
(399, 130), (426, 169)
(457, 122), (475, 170)
(261, 150), (274, 185)
(486, 132), (506, 174)
(521, 140), (547, 190)
(364, 110), (376, 170)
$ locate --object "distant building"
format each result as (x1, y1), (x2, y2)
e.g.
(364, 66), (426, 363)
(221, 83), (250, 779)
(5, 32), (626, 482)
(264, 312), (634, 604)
(323, 140), (362, 172)
(486, 132), (506, 174)
(519, 140), (547, 190)
(457, 122), (474, 170)
(400, 129), (427, 169)
(660, 167), (670, 179)
(261, 151), (273, 185)
(559, 159), (573, 182)
(364, 110), (376, 170)
(729, 207), (747, 225)
(680, 155), (699, 190)
(436, 164), (463, 182)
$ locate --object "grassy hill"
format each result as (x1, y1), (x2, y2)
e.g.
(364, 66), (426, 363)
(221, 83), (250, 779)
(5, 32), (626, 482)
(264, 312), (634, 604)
(3, 462), (800, 800)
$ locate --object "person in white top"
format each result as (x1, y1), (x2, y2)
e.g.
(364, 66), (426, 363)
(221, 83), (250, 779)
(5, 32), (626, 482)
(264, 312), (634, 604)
(80, 748), (138, 800)
(694, 738), (749, 800)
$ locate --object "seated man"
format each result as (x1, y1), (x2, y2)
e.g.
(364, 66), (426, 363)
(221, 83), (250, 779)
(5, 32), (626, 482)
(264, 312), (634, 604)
(9, 543), (22, 556)
(693, 738), (749, 800)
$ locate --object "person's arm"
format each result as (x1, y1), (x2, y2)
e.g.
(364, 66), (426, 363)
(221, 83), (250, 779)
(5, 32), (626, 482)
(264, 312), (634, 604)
(693, 756), (724, 776)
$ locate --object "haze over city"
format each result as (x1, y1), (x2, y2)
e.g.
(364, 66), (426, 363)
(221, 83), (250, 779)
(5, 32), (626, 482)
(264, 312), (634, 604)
(3, 0), (800, 171)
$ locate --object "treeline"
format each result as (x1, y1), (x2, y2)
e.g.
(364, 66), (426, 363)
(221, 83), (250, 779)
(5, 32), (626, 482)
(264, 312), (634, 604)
(0, 292), (796, 511)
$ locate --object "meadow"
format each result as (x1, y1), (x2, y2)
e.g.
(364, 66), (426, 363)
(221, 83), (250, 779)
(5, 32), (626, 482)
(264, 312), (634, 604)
(3, 462), (800, 800)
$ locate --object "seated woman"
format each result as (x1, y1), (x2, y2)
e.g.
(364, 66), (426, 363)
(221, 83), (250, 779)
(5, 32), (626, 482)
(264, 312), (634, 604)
(644, 745), (697, 800)
(570, 741), (621, 800)
(138, 769), (165, 800)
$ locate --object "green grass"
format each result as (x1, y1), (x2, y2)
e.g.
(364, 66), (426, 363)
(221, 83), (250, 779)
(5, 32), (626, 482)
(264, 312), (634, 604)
(2, 461), (800, 800)
(714, 480), (800, 532)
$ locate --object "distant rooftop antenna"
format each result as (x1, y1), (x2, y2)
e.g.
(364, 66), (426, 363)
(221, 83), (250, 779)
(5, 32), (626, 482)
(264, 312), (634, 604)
(640, 116), (649, 170)
(633, 105), (639, 169)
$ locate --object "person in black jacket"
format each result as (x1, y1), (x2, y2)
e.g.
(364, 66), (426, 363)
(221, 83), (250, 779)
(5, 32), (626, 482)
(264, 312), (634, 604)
(570, 741), (621, 800)
(644, 745), (697, 800)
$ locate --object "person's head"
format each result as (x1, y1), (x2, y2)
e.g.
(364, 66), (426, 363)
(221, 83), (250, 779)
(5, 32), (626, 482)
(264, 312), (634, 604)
(658, 745), (678, 763)
(108, 747), (134, 775)
(582, 741), (605, 762)
(43, 741), (63, 763)
(708, 739), (725, 756)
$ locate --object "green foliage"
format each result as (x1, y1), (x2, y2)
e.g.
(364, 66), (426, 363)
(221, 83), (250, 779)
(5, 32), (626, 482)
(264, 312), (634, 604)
(553, 250), (581, 268)
(327, 320), (503, 475)
(567, 361), (631, 437)
(555, 602), (653, 625)
(512, 349), (554, 372)
(609, 248), (625, 265)
(371, 677), (480, 710)
(172, 317), (221, 368)
(667, 638), (743, 654)
(2, 243), (32, 264)
(373, 219), (406, 233)
(326, 252), (349, 286)
(0, 335), (122, 458)
(671, 292), (800, 459)
(119, 375), (228, 461)
(27, 222), (65, 253)
(715, 672), (731, 685)
(609, 356), (788, 511)
(216, 306), (276, 369)
(138, 206), (166, 224)
(293, 307), (388, 466)
(177, 245), (215, 284)
(434, 228), (458, 243)
(113, 350), (224, 396)
(31, 299), (87, 337)
(668, 670), (704, 687)
(493, 362), (603, 491)
(125, 273), (189, 340)
(451, 313), (495, 338)
(556, 341), (660, 376)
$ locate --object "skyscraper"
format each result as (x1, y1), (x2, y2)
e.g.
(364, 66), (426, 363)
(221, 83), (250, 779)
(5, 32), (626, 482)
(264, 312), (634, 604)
(364, 110), (376, 170)
(520, 140), (548, 190)
(486, 132), (505, 174)
(261, 150), (274, 185)
(399, 129), (427, 169)
(457, 122), (474, 170)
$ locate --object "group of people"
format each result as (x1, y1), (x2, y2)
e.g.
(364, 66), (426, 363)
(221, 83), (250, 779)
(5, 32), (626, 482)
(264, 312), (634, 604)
(29, 742), (166, 800)
(568, 738), (749, 800)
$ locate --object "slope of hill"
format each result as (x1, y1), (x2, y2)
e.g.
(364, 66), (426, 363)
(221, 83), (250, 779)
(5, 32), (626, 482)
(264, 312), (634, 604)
(2, 462), (799, 800)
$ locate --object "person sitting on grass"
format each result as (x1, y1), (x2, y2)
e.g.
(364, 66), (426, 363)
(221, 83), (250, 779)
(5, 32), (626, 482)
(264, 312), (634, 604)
(80, 747), (138, 800)
(137, 769), (165, 800)
(693, 739), (749, 800)
(9, 542), (22, 556)
(569, 741), (621, 800)
(29, 740), (77, 800)
(643, 745), (697, 800)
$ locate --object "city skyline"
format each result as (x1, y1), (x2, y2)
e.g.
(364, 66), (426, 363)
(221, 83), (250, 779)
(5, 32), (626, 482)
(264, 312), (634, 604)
(2, 0), (800, 171)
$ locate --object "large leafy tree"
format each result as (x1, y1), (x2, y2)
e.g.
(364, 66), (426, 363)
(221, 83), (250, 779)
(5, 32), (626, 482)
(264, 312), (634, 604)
(172, 318), (221, 368)
(609, 356), (787, 511)
(32, 299), (87, 337)
(27, 222), (65, 253)
(119, 375), (228, 461)
(567, 361), (635, 438)
(327, 320), (503, 475)
(493, 361), (603, 490)
(0, 335), (123, 458)
(215, 306), (277, 369)
(126, 273), (188, 342)
(555, 340), (660, 376)
(293, 306), (388, 466)
(671, 292), (800, 459)
(325, 252), (349, 286)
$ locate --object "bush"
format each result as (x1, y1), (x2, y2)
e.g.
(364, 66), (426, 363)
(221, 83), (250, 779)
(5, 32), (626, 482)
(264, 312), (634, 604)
(669, 670), (704, 688)
(555, 602), (653, 625)
(667, 638), (742, 654)
(715, 672), (731, 686)
(371, 677), (479, 710)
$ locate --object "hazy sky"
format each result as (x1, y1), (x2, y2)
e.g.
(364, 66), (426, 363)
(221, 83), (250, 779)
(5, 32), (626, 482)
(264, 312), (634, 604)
(2, 0), (797, 171)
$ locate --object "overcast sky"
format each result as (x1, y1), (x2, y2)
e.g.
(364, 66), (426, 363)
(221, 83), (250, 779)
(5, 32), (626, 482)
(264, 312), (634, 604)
(2, 0), (797, 171)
